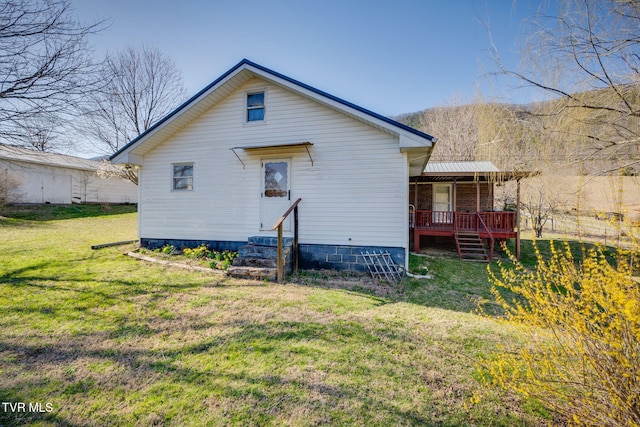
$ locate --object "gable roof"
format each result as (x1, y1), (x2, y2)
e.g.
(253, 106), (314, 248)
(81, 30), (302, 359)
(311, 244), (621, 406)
(0, 144), (102, 172)
(110, 59), (436, 166)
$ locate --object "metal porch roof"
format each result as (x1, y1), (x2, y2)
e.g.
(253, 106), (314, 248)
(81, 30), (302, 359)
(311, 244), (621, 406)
(419, 161), (535, 182)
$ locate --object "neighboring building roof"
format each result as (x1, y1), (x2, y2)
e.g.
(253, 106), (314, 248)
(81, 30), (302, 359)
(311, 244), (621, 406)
(420, 161), (535, 182)
(0, 144), (102, 172)
(110, 59), (436, 170)
(424, 161), (500, 175)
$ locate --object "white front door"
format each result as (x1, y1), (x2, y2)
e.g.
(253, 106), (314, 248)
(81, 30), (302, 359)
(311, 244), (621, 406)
(260, 159), (291, 231)
(433, 183), (453, 223)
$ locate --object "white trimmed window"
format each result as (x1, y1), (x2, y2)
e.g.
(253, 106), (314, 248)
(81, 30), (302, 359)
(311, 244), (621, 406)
(172, 163), (193, 190)
(246, 91), (265, 122)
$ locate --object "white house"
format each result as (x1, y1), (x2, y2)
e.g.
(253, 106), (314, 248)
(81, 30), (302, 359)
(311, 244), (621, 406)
(111, 59), (435, 271)
(0, 144), (138, 205)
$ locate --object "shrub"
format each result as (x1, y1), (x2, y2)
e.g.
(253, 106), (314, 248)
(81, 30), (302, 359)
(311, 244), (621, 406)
(0, 169), (23, 205)
(482, 240), (640, 426)
(156, 245), (237, 270)
(183, 244), (211, 259)
(160, 245), (175, 255)
(211, 250), (237, 270)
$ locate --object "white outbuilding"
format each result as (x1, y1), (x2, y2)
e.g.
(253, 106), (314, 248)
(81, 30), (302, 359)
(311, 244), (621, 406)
(0, 144), (138, 205)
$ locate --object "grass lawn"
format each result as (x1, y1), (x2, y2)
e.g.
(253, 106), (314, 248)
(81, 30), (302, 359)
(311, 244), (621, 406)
(0, 206), (547, 426)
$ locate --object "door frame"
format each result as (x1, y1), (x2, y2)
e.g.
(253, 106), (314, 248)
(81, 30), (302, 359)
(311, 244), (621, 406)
(260, 158), (292, 231)
(432, 183), (453, 223)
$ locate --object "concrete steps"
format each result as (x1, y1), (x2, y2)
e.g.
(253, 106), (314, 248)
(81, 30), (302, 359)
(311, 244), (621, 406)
(227, 236), (293, 280)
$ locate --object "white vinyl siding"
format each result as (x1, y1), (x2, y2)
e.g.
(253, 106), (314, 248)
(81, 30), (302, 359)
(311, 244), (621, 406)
(138, 77), (407, 247)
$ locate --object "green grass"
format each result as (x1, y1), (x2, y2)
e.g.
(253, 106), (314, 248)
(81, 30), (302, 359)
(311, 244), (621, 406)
(405, 254), (500, 313)
(0, 205), (546, 426)
(0, 203), (137, 221)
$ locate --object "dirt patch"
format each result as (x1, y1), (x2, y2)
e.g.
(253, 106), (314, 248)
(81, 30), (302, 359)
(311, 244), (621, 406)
(290, 269), (404, 299)
(415, 247), (458, 257)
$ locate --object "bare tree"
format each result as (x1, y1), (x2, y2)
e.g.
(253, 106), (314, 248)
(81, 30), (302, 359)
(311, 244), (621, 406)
(17, 116), (67, 152)
(522, 179), (562, 238)
(97, 161), (138, 186)
(83, 45), (186, 184)
(417, 101), (479, 161)
(0, 168), (23, 205)
(84, 45), (187, 155)
(412, 100), (545, 174)
(0, 0), (103, 150)
(493, 0), (640, 175)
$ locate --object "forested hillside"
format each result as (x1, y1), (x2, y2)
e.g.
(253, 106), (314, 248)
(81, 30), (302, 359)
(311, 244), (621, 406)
(394, 87), (640, 177)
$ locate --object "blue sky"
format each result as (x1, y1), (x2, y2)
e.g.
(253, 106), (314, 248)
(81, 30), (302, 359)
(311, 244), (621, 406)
(73, 0), (549, 118)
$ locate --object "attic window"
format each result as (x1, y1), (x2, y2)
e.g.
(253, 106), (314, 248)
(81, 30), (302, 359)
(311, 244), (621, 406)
(246, 92), (265, 122)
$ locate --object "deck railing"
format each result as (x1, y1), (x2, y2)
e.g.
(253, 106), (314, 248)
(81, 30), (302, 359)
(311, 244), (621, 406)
(474, 213), (495, 262)
(413, 210), (515, 234)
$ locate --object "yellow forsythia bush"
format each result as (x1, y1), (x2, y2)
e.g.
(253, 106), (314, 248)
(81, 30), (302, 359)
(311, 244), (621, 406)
(484, 240), (640, 426)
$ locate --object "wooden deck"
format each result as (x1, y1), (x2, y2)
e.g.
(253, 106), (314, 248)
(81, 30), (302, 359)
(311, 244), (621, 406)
(412, 210), (517, 253)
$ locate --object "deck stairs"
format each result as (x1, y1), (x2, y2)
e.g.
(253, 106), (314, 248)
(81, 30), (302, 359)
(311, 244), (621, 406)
(227, 236), (293, 280)
(454, 231), (490, 262)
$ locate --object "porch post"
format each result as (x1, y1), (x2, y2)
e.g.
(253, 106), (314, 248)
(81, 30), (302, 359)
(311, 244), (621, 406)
(476, 180), (480, 212)
(452, 179), (457, 212)
(277, 224), (284, 281)
(489, 181), (494, 208)
(293, 205), (299, 274)
(516, 178), (521, 259)
(412, 178), (419, 254)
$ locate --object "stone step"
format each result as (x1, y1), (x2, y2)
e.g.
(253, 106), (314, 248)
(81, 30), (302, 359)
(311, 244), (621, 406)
(232, 256), (277, 268)
(226, 265), (276, 281)
(248, 236), (293, 247)
(229, 236), (295, 281)
(238, 244), (291, 259)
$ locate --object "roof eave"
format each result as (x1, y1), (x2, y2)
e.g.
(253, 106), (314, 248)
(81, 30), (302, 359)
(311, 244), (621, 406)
(110, 59), (436, 164)
(111, 60), (252, 163)
(420, 170), (539, 181)
(242, 60), (436, 143)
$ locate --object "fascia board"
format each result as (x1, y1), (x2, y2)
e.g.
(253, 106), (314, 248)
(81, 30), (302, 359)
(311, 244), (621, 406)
(110, 63), (252, 164)
(111, 59), (437, 164)
(244, 63), (436, 145)
(399, 133), (435, 151)
(124, 153), (144, 165)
